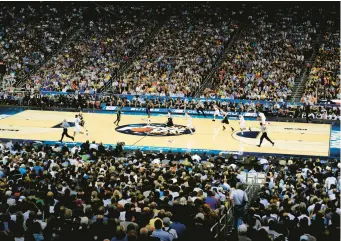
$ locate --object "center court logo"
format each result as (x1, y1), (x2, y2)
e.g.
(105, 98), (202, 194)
(0, 114), (10, 120)
(115, 123), (195, 136)
(235, 131), (260, 138)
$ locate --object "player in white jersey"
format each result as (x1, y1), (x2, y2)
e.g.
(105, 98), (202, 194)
(185, 112), (194, 134)
(259, 112), (266, 124)
(78, 111), (88, 136)
(239, 115), (251, 134)
(250, 112), (267, 132)
(212, 104), (220, 121)
(74, 115), (83, 137)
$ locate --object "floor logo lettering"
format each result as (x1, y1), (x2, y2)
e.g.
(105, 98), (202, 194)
(0, 114), (10, 120)
(115, 123), (195, 136)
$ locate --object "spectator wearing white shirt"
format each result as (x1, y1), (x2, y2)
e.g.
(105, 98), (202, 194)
(6, 140), (14, 151)
(237, 170), (246, 183)
(259, 193), (270, 209)
(152, 158), (161, 166)
(230, 183), (248, 228)
(325, 172), (337, 190)
(89, 141), (98, 150)
(71, 145), (79, 155)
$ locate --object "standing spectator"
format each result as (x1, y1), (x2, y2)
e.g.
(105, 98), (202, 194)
(230, 183), (248, 228)
(162, 218), (178, 240)
(151, 220), (172, 241)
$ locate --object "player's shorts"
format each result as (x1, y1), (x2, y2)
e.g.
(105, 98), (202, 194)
(222, 118), (229, 124)
(214, 110), (220, 116)
(240, 122), (246, 129)
(74, 125), (81, 133)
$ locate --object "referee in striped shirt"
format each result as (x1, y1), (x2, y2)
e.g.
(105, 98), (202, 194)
(60, 119), (74, 142)
(257, 122), (274, 147)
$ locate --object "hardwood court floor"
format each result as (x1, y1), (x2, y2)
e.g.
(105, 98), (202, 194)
(0, 110), (331, 157)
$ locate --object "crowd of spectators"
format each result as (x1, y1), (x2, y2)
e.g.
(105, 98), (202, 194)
(1, 3), (337, 104)
(202, 6), (318, 101)
(231, 155), (340, 241)
(0, 3), (84, 88)
(25, 5), (167, 94)
(109, 4), (241, 97)
(0, 3), (338, 106)
(0, 3), (340, 241)
(301, 11), (340, 102)
(0, 138), (339, 241)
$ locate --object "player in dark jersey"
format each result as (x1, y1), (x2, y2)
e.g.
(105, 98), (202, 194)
(79, 111), (85, 127)
(221, 110), (234, 131)
(167, 110), (174, 127)
(166, 110), (174, 135)
(146, 102), (151, 116)
(114, 105), (123, 126)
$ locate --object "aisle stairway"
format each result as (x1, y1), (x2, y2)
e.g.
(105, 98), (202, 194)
(290, 8), (325, 102)
(194, 12), (248, 97)
(290, 31), (323, 102)
(98, 3), (173, 93)
(194, 22), (246, 97)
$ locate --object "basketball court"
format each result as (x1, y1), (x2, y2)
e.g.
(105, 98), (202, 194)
(0, 110), (332, 157)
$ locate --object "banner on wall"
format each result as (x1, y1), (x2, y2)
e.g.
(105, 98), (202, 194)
(9, 91), (339, 107)
(330, 125), (341, 158)
(103, 106), (258, 117)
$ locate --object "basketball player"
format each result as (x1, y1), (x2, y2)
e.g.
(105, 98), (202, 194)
(250, 111), (267, 132)
(167, 110), (174, 127)
(239, 115), (251, 134)
(258, 122), (275, 147)
(79, 111), (85, 127)
(196, 101), (206, 117)
(212, 104), (220, 121)
(165, 110), (174, 135)
(114, 105), (122, 126)
(146, 102), (151, 116)
(60, 119), (74, 142)
(185, 112), (194, 134)
(259, 112), (266, 124)
(221, 110), (234, 131)
(78, 111), (88, 136)
(305, 103), (311, 123)
(74, 115), (83, 138)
